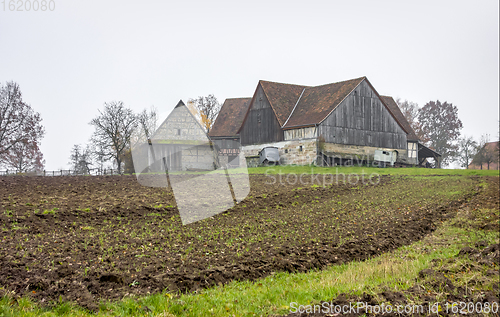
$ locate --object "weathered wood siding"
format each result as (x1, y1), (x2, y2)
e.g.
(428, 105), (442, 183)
(319, 80), (407, 149)
(240, 84), (284, 145)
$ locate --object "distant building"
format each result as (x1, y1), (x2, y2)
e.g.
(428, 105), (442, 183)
(468, 141), (500, 170)
(209, 77), (441, 167)
(149, 100), (215, 172)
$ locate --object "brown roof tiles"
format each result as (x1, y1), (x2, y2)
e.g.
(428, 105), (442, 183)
(213, 77), (415, 141)
(208, 97), (252, 137)
(259, 80), (308, 126)
(283, 77), (365, 128)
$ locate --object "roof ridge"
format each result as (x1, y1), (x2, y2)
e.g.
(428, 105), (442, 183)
(259, 79), (310, 88)
(259, 77), (367, 88)
(282, 88), (306, 128)
(308, 76), (367, 89)
(225, 97), (252, 100)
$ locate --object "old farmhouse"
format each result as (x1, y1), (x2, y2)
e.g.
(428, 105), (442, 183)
(209, 77), (440, 167)
(149, 100), (215, 172)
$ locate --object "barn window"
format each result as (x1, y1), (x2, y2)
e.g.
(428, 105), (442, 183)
(408, 142), (417, 158)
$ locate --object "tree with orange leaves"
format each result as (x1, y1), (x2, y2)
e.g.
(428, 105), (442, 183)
(187, 95), (221, 133)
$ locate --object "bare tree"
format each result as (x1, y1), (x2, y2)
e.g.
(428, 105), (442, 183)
(69, 144), (93, 174)
(89, 101), (137, 174)
(188, 95), (221, 133)
(126, 106), (158, 174)
(0, 81), (45, 169)
(89, 141), (109, 173)
(457, 135), (477, 169)
(1, 140), (44, 173)
(395, 98), (429, 143)
(134, 106), (158, 143)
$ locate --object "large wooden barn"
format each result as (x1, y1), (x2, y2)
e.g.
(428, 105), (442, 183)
(209, 77), (440, 167)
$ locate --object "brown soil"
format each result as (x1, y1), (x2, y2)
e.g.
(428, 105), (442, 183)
(0, 174), (489, 312)
(281, 176), (499, 317)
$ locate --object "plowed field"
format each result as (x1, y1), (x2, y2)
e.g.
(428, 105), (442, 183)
(0, 174), (481, 311)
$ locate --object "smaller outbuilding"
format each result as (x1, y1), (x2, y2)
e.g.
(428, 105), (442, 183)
(208, 97), (252, 167)
(149, 100), (216, 172)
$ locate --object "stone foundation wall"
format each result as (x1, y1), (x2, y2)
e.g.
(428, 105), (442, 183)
(320, 142), (409, 164)
(241, 140), (411, 167)
(241, 139), (318, 165)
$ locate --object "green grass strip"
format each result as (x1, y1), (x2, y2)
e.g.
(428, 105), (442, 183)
(248, 165), (500, 176)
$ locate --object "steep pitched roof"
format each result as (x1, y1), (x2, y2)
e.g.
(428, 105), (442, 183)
(208, 97), (252, 137)
(259, 80), (308, 126)
(380, 96), (419, 141)
(283, 77), (365, 128)
(234, 77), (410, 137)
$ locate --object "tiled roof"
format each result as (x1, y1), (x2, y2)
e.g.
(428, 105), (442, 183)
(217, 77), (414, 139)
(283, 77), (365, 128)
(259, 80), (308, 126)
(380, 96), (418, 141)
(208, 97), (252, 137)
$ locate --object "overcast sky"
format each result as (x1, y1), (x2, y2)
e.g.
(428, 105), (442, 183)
(1, 0), (498, 170)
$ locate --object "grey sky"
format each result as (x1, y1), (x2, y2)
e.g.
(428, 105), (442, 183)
(1, 0), (498, 170)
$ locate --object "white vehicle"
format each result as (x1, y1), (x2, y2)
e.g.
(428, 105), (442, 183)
(374, 149), (397, 167)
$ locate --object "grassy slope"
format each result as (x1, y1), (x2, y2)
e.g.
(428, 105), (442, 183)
(248, 165), (499, 177)
(0, 170), (498, 317)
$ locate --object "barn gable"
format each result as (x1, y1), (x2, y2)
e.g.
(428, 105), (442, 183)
(258, 80), (308, 126)
(318, 79), (408, 150)
(152, 100), (208, 143)
(239, 82), (285, 145)
(150, 100), (214, 171)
